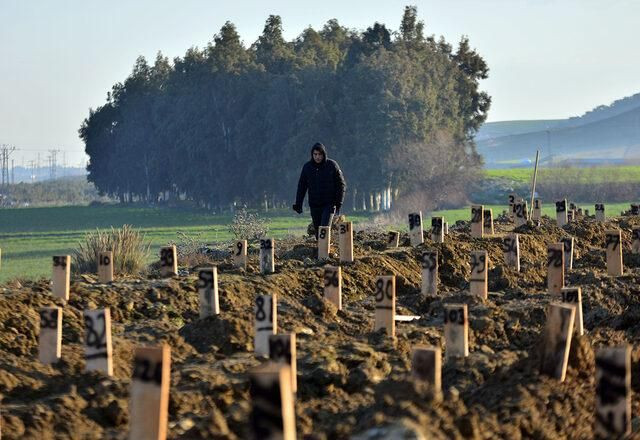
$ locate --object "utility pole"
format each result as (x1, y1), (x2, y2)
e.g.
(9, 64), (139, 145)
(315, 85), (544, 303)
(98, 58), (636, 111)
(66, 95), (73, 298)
(0, 145), (17, 187)
(28, 160), (36, 182)
(48, 149), (60, 180)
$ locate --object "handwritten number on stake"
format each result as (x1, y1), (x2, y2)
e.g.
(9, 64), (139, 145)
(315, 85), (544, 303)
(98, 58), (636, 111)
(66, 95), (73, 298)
(444, 308), (464, 325)
(470, 254), (486, 274)
(605, 234), (620, 251)
(236, 242), (243, 256)
(374, 279), (392, 302)
(40, 309), (58, 329)
(324, 270), (339, 287)
(132, 357), (163, 385)
(471, 208), (482, 223)
(548, 249), (563, 268)
(256, 297), (273, 322)
(84, 313), (107, 349)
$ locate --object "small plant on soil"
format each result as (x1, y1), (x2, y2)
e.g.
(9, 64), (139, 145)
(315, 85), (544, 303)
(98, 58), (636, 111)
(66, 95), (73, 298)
(167, 231), (212, 267)
(72, 224), (151, 275)
(228, 207), (269, 242)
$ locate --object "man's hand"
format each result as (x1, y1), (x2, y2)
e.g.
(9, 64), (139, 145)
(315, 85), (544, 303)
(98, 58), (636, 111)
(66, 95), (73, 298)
(292, 204), (303, 214)
(334, 204), (341, 216)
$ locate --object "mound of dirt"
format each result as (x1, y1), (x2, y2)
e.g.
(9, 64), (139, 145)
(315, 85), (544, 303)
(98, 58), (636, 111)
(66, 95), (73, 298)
(0, 215), (640, 438)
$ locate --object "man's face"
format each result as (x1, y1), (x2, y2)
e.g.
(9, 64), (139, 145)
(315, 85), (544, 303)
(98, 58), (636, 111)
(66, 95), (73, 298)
(313, 150), (323, 163)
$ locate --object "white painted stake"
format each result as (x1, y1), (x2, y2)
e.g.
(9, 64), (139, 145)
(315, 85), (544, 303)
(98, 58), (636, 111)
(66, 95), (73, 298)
(560, 287), (583, 336)
(411, 345), (441, 391)
(470, 205), (484, 238)
(469, 250), (488, 299)
(547, 243), (564, 294)
(323, 265), (342, 310)
(502, 234), (520, 272)
(197, 267), (219, 318)
(317, 226), (331, 261)
(52, 255), (70, 301)
(159, 246), (177, 277)
(561, 237), (574, 271)
(408, 212), (424, 246)
(374, 275), (395, 337)
(254, 294), (277, 357)
(97, 251), (114, 283)
(338, 221), (354, 263)
(38, 306), (62, 364)
(595, 203), (605, 222)
(233, 240), (248, 270)
(632, 228), (640, 254)
(444, 304), (468, 358)
(595, 346), (631, 438)
(269, 333), (297, 393)
(249, 363), (296, 440)
(556, 199), (568, 227)
(259, 238), (275, 274)
(483, 209), (494, 235)
(84, 308), (113, 375)
(539, 303), (575, 381)
(605, 230), (623, 276)
(431, 217), (444, 243)
(420, 250), (438, 296)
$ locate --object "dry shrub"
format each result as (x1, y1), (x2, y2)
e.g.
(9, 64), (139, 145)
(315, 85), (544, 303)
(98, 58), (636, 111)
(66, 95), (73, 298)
(228, 207), (269, 242)
(167, 231), (212, 268)
(73, 225), (151, 275)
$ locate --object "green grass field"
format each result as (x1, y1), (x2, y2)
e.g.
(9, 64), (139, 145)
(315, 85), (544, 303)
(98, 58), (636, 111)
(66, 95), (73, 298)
(0, 205), (369, 283)
(1, 202), (635, 283)
(485, 165), (640, 184)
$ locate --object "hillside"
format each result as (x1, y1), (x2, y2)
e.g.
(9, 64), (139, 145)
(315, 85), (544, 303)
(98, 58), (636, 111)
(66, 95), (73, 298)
(478, 93), (640, 165)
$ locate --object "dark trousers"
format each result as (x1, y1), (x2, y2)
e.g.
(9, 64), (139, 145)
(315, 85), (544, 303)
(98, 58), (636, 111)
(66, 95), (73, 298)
(310, 205), (334, 239)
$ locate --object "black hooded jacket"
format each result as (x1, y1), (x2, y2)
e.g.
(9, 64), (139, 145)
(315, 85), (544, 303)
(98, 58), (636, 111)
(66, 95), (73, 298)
(295, 145), (346, 209)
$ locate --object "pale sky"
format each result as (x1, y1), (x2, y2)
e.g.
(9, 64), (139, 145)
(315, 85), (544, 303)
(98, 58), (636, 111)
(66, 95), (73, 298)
(1, 0), (638, 166)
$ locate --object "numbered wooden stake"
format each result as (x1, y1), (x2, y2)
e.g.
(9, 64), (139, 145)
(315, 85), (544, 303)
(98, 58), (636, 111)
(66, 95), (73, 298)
(387, 231), (400, 248)
(249, 363), (296, 440)
(502, 234), (520, 272)
(547, 243), (564, 294)
(631, 204), (640, 215)
(595, 346), (631, 438)
(508, 193), (516, 220)
(420, 250), (438, 296)
(197, 267), (219, 318)
(159, 245), (177, 277)
(514, 200), (528, 227)
(444, 221), (449, 235)
(233, 240), (248, 270)
(411, 345), (441, 391)
(129, 345), (171, 440)
(323, 266), (342, 310)
(38, 306), (62, 364)
(408, 212), (424, 246)
(259, 238), (275, 274)
(269, 333), (297, 393)
(560, 287), (583, 336)
(84, 308), (113, 375)
(555, 199), (568, 227)
(632, 228), (640, 254)
(532, 199), (542, 221)
(539, 303), (575, 381)
(431, 217), (444, 243)
(255, 294), (277, 356)
(97, 251), (113, 283)
(317, 226), (331, 260)
(561, 237), (574, 271)
(374, 275), (395, 337)
(483, 209), (494, 235)
(338, 221), (354, 263)
(444, 304), (468, 358)
(469, 250), (488, 299)
(567, 210), (574, 223)
(595, 203), (605, 221)
(52, 255), (70, 301)
(470, 205), (484, 238)
(605, 230), (623, 276)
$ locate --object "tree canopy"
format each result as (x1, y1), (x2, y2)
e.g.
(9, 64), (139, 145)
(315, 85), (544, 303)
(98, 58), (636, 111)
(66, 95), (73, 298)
(79, 6), (491, 211)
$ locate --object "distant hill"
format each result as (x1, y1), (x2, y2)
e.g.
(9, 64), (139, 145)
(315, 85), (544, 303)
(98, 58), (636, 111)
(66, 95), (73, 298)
(477, 93), (640, 166)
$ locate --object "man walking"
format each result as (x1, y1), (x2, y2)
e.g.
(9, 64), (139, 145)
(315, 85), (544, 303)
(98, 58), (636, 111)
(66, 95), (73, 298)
(293, 143), (346, 238)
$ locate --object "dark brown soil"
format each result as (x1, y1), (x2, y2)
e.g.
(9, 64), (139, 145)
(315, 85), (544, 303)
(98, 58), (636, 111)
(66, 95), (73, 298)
(1, 215), (640, 439)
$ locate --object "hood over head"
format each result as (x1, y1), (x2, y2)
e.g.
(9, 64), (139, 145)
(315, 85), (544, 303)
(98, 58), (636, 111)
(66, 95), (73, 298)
(311, 142), (327, 163)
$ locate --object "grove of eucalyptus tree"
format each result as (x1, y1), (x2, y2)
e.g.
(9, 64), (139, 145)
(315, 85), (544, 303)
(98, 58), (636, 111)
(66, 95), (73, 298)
(79, 6), (491, 212)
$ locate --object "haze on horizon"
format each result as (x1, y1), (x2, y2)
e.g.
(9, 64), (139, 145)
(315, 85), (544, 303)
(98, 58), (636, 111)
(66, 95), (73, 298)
(1, 0), (638, 165)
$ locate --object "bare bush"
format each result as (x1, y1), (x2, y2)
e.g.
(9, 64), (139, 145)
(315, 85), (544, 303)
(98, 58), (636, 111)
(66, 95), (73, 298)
(73, 225), (151, 275)
(228, 207), (269, 242)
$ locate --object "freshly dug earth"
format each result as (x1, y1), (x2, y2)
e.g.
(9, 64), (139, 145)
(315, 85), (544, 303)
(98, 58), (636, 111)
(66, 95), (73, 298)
(1, 214), (640, 439)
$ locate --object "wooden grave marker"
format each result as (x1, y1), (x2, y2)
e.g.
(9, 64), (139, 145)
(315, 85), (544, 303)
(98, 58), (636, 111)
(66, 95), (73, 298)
(259, 238), (275, 274)
(567, 210), (574, 223)
(632, 228), (640, 254)
(97, 251), (113, 283)
(532, 199), (542, 221)
(374, 275), (395, 337)
(595, 345), (631, 438)
(508, 193), (516, 220)
(387, 231), (400, 248)
(249, 363), (296, 440)
(233, 240), (248, 270)
(317, 226), (331, 260)
(444, 221), (449, 235)
(595, 203), (605, 221)
(502, 233), (520, 272)
(483, 208), (494, 235)
(444, 304), (469, 358)
(408, 212), (424, 246)
(631, 204), (640, 216)
(555, 199), (568, 227)
(514, 200), (528, 227)
(561, 237), (574, 271)
(431, 217), (444, 243)
(411, 345), (441, 391)
(197, 267), (219, 318)
(605, 229), (623, 276)
(469, 250), (488, 299)
(129, 345), (171, 440)
(420, 250), (438, 296)
(539, 303), (575, 381)
(159, 245), (177, 277)
(84, 308), (113, 375)
(38, 306), (62, 364)
(470, 205), (484, 238)
(323, 265), (342, 310)
(269, 333), (297, 393)
(560, 287), (583, 336)
(547, 243), (564, 294)
(338, 221), (354, 263)
(255, 294), (277, 356)
(52, 255), (70, 301)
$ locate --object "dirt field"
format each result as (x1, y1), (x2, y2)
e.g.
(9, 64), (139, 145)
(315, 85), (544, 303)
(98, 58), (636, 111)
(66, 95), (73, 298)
(1, 213), (640, 439)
